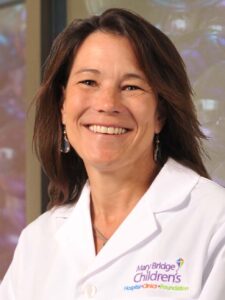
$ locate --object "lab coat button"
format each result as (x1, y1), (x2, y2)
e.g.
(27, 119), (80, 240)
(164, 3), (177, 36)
(84, 284), (97, 298)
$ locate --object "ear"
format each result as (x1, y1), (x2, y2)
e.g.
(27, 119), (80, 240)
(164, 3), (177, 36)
(155, 112), (166, 134)
(155, 96), (166, 134)
(61, 87), (66, 125)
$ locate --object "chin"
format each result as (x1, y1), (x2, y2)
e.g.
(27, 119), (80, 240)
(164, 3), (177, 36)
(83, 154), (122, 171)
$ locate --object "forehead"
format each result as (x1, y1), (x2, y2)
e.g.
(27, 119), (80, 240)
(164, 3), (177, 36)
(71, 31), (141, 70)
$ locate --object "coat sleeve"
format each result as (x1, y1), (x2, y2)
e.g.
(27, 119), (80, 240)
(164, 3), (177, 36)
(0, 209), (65, 300)
(199, 220), (225, 300)
(0, 230), (26, 300)
(0, 266), (16, 300)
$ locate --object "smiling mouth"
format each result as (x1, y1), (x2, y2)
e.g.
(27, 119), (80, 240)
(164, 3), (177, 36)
(88, 125), (128, 135)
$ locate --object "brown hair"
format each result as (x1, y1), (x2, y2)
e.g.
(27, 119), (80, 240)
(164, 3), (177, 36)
(33, 8), (209, 208)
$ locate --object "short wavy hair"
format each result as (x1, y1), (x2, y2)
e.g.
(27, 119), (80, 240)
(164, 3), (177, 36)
(33, 8), (209, 207)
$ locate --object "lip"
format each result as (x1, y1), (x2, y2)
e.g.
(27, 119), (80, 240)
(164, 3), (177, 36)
(83, 122), (133, 130)
(90, 125), (127, 135)
(83, 123), (132, 135)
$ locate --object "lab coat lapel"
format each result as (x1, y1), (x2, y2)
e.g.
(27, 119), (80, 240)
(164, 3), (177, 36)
(54, 184), (96, 275)
(82, 186), (159, 279)
(54, 182), (159, 282)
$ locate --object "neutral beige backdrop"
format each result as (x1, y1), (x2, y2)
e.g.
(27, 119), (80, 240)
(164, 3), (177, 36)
(26, 0), (41, 223)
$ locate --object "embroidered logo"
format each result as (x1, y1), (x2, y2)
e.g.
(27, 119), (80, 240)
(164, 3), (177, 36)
(176, 258), (184, 271)
(124, 258), (189, 292)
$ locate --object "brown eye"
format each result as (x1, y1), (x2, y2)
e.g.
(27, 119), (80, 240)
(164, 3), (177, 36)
(79, 80), (96, 86)
(123, 85), (140, 91)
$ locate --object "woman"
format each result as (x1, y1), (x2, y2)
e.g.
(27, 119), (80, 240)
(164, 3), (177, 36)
(1, 8), (225, 300)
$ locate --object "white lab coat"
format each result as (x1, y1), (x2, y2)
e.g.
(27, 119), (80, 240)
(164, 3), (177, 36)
(1, 158), (225, 300)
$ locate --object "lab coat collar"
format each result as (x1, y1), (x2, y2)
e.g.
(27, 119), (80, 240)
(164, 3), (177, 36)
(85, 186), (159, 279)
(149, 158), (200, 213)
(54, 183), (158, 279)
(54, 158), (200, 280)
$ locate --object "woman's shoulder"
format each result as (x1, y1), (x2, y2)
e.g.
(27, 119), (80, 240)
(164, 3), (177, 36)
(165, 158), (225, 218)
(194, 176), (225, 202)
(168, 158), (225, 203)
(191, 176), (225, 223)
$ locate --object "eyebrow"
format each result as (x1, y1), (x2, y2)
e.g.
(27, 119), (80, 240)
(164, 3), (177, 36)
(73, 68), (100, 75)
(72, 69), (147, 82)
(122, 73), (146, 82)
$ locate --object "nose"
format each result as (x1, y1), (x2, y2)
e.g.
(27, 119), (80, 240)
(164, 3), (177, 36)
(93, 87), (123, 114)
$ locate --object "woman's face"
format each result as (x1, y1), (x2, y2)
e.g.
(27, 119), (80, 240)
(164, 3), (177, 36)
(62, 31), (163, 173)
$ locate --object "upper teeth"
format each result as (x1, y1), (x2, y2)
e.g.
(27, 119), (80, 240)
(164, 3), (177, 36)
(89, 125), (127, 135)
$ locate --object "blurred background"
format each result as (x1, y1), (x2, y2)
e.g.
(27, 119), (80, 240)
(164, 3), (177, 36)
(0, 0), (225, 281)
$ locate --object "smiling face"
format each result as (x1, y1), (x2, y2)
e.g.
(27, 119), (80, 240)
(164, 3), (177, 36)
(61, 31), (163, 174)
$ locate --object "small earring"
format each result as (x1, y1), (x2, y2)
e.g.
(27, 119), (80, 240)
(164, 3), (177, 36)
(60, 126), (71, 153)
(154, 134), (161, 162)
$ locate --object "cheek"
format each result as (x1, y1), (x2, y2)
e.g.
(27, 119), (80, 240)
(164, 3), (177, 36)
(133, 103), (157, 129)
(62, 94), (86, 124)
(130, 92), (157, 115)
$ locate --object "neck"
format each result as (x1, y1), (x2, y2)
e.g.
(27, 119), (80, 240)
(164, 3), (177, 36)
(87, 159), (160, 222)
(86, 158), (160, 254)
